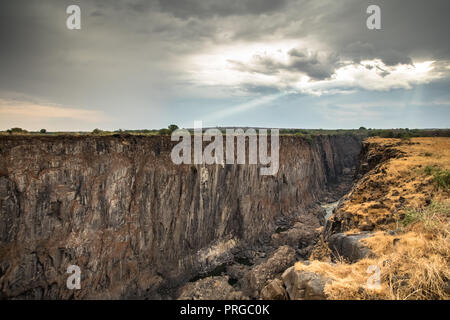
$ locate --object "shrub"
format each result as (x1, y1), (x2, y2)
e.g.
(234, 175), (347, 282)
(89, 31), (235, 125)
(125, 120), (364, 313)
(424, 165), (435, 175)
(9, 127), (27, 134)
(168, 124), (179, 134)
(158, 128), (170, 135)
(92, 128), (102, 135)
(295, 132), (313, 144)
(402, 202), (450, 229)
(424, 166), (450, 189)
(380, 130), (394, 138)
(397, 131), (412, 139)
(300, 134), (313, 145)
(433, 169), (450, 189)
(40, 129), (47, 134)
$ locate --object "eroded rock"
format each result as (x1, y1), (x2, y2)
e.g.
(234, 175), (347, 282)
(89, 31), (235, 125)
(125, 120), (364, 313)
(271, 221), (320, 258)
(177, 276), (247, 300)
(281, 266), (331, 300)
(0, 135), (361, 299)
(328, 232), (372, 262)
(244, 245), (296, 297)
(260, 279), (288, 300)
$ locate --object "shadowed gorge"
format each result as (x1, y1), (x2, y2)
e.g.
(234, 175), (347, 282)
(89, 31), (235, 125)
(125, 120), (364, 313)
(0, 135), (361, 299)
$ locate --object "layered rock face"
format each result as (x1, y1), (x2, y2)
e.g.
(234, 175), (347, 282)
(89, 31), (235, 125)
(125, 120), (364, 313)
(0, 134), (361, 299)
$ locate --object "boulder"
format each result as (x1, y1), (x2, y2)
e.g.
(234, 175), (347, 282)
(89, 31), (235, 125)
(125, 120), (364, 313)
(271, 222), (318, 250)
(244, 246), (296, 297)
(271, 212), (324, 259)
(226, 263), (250, 281)
(281, 266), (331, 300)
(260, 279), (288, 300)
(328, 232), (372, 262)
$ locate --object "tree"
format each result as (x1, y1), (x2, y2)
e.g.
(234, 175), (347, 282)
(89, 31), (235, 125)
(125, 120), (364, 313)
(92, 128), (102, 134)
(9, 127), (27, 134)
(40, 129), (47, 134)
(168, 124), (179, 134)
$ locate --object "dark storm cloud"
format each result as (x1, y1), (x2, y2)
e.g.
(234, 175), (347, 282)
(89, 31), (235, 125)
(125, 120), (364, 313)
(210, 0), (450, 68)
(155, 0), (288, 18)
(311, 0), (450, 66)
(341, 42), (412, 66)
(0, 1), (70, 93)
(1, 0), (449, 76)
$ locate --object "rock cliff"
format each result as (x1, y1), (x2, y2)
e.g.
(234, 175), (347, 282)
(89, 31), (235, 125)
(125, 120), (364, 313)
(0, 134), (361, 299)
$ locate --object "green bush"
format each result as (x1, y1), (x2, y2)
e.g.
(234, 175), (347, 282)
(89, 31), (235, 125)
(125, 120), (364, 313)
(424, 165), (434, 175)
(158, 128), (170, 135)
(424, 166), (450, 189)
(433, 169), (450, 189)
(381, 130), (394, 138)
(9, 127), (27, 134)
(402, 202), (450, 229)
(402, 208), (422, 227)
(40, 129), (47, 134)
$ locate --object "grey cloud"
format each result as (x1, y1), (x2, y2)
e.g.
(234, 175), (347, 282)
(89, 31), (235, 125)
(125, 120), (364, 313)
(311, 0), (450, 66)
(219, 0), (449, 69)
(156, 0), (288, 18)
(2, 0), (448, 71)
(241, 84), (282, 95)
(376, 66), (390, 78)
(229, 48), (339, 80)
(379, 50), (413, 66)
(90, 10), (104, 17)
(342, 42), (412, 66)
(288, 49), (339, 80)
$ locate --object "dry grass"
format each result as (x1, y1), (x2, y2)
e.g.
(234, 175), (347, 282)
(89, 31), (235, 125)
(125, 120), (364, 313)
(331, 138), (450, 233)
(297, 213), (450, 299)
(301, 138), (450, 299)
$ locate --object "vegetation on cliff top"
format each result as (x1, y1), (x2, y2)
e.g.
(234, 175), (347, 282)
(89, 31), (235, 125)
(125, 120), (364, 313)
(1, 126), (450, 139)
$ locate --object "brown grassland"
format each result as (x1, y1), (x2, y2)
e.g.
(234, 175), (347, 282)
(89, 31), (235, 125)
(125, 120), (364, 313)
(303, 137), (449, 299)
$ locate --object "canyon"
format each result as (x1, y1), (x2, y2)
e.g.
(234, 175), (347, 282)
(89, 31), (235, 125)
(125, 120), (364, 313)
(0, 134), (362, 299)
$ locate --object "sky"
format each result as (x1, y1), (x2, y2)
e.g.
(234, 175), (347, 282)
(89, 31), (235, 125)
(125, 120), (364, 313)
(0, 0), (449, 131)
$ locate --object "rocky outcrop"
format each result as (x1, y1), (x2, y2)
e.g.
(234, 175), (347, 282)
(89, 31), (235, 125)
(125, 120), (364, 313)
(356, 140), (406, 179)
(281, 266), (331, 300)
(271, 214), (323, 259)
(325, 140), (406, 236)
(0, 134), (361, 299)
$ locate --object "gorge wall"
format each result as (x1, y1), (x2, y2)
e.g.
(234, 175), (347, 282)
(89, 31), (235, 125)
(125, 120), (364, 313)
(0, 134), (361, 299)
